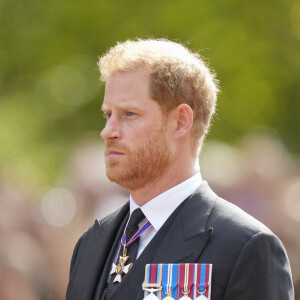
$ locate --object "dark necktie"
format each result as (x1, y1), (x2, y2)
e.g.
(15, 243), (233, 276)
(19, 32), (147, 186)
(104, 208), (146, 299)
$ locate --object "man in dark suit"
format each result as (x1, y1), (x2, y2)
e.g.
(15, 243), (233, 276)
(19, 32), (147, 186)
(66, 39), (294, 300)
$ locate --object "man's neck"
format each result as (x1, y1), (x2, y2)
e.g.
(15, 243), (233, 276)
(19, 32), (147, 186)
(130, 159), (199, 206)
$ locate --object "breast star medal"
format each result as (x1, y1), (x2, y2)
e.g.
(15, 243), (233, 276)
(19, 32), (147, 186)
(110, 246), (132, 283)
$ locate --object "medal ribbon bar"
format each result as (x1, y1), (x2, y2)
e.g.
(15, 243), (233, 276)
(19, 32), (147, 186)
(195, 264), (211, 300)
(162, 263), (178, 299)
(178, 263), (195, 299)
(143, 264), (163, 300)
(143, 264), (212, 300)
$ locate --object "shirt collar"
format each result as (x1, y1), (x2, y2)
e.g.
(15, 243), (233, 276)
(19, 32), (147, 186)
(130, 172), (202, 231)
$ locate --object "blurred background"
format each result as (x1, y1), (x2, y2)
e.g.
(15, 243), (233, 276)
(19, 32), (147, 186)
(0, 0), (300, 298)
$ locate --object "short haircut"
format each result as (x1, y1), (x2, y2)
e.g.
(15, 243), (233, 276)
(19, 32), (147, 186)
(98, 38), (219, 153)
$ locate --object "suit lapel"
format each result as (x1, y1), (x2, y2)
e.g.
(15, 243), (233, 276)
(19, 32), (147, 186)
(110, 182), (217, 300)
(152, 182), (216, 263)
(68, 202), (129, 300)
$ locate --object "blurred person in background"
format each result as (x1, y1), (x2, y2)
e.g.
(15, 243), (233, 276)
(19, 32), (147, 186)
(0, 184), (53, 300)
(66, 39), (294, 300)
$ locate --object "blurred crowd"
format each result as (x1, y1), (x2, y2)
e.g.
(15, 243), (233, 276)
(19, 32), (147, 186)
(0, 133), (299, 299)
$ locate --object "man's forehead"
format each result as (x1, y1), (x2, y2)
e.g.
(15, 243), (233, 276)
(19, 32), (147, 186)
(105, 67), (151, 91)
(101, 68), (156, 111)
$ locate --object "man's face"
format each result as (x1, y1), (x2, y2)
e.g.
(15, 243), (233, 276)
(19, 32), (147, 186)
(100, 67), (176, 191)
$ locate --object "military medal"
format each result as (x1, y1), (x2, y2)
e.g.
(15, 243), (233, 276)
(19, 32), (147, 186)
(110, 219), (152, 283)
(143, 263), (213, 300)
(195, 264), (212, 300)
(163, 293), (175, 300)
(162, 264), (178, 300)
(195, 287), (208, 300)
(143, 264), (163, 300)
(143, 285), (162, 300)
(179, 293), (192, 300)
(179, 264), (195, 300)
(110, 246), (132, 282)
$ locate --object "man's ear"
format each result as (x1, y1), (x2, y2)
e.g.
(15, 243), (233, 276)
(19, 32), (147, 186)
(173, 104), (193, 139)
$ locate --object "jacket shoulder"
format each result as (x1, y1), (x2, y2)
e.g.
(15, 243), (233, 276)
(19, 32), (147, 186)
(204, 196), (294, 299)
(210, 196), (272, 238)
(204, 195), (277, 266)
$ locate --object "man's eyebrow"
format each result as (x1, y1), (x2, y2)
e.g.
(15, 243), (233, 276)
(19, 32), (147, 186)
(120, 104), (145, 111)
(101, 103), (146, 112)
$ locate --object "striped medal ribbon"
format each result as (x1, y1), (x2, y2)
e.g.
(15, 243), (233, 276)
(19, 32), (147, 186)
(121, 219), (152, 248)
(179, 264), (195, 300)
(110, 219), (152, 283)
(162, 264), (178, 300)
(195, 264), (211, 300)
(143, 264), (163, 300)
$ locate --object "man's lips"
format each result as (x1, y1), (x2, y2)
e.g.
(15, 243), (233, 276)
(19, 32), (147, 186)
(106, 150), (124, 156)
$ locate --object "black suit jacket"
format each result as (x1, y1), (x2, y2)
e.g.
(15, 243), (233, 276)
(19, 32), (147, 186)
(66, 182), (294, 299)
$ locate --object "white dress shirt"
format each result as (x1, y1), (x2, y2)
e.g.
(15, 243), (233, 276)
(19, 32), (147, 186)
(130, 172), (203, 258)
(108, 172), (203, 281)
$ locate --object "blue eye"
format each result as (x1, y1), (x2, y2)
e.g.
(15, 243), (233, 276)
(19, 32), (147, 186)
(126, 112), (135, 117)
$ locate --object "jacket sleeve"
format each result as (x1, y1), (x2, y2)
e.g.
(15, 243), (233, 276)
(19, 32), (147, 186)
(69, 235), (84, 276)
(223, 232), (294, 300)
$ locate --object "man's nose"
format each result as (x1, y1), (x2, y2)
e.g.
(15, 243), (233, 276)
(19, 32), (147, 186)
(100, 117), (121, 140)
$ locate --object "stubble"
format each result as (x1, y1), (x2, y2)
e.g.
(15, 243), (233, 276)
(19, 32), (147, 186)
(104, 127), (175, 191)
